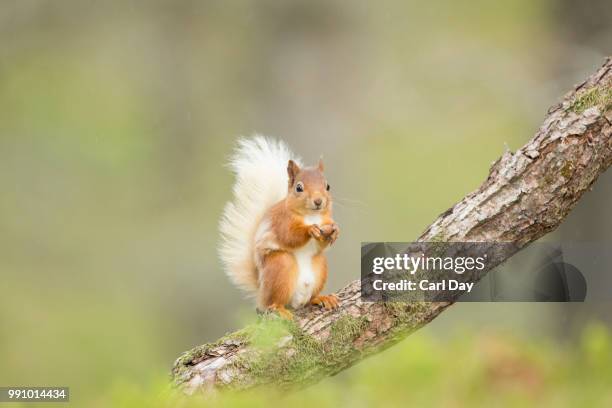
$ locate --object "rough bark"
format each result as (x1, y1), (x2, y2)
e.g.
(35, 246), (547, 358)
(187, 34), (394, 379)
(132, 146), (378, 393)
(172, 58), (612, 394)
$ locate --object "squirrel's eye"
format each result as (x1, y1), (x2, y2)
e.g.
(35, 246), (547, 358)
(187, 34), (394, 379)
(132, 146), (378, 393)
(296, 183), (304, 193)
(326, 183), (331, 191)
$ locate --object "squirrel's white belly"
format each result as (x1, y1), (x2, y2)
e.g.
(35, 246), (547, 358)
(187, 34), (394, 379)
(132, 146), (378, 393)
(291, 214), (322, 308)
(290, 239), (318, 308)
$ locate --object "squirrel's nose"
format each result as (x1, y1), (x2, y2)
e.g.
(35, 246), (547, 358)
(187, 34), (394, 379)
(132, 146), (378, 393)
(314, 198), (323, 207)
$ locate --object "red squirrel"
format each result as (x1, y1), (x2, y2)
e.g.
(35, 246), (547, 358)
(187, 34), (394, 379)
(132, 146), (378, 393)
(219, 136), (339, 319)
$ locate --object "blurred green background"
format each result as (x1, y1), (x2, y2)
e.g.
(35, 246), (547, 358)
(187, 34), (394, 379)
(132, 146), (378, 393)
(1, 0), (611, 406)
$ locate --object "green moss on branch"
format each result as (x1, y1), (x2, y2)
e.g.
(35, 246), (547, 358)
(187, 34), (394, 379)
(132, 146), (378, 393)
(569, 85), (612, 114)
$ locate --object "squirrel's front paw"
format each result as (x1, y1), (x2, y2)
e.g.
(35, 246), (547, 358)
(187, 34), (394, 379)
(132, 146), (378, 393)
(309, 225), (324, 241)
(319, 223), (340, 244)
(328, 223), (339, 244)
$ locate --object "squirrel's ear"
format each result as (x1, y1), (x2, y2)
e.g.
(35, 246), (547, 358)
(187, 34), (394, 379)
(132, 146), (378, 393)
(317, 157), (324, 172)
(287, 160), (300, 186)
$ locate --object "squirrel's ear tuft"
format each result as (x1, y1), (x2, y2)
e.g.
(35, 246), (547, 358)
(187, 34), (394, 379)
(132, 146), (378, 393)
(287, 160), (300, 186)
(318, 157), (324, 172)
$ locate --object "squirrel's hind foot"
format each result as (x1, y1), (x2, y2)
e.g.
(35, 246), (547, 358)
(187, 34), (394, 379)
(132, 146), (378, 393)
(266, 304), (294, 320)
(310, 294), (339, 310)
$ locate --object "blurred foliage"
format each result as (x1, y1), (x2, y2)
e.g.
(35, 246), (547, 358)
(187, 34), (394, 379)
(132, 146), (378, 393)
(0, 0), (610, 406)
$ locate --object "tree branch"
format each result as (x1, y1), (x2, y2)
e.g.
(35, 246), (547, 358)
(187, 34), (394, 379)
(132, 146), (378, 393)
(172, 58), (612, 394)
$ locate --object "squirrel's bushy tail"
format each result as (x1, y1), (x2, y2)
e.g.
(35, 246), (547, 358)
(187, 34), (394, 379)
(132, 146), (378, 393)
(219, 136), (300, 294)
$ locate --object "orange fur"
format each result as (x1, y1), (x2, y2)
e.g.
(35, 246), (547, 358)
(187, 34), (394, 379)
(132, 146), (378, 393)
(258, 251), (297, 310)
(310, 253), (328, 298)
